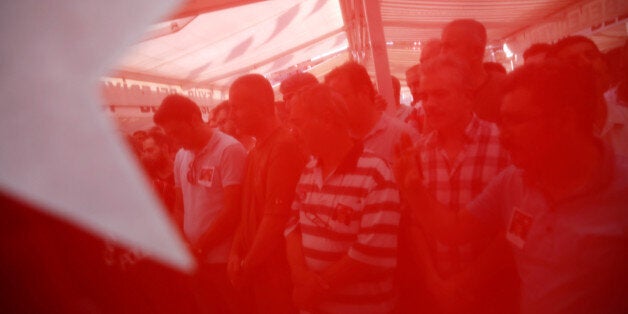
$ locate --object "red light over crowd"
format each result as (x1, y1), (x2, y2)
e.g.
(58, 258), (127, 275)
(2, 6), (627, 314)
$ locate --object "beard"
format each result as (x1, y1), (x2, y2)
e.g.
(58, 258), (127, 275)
(141, 155), (168, 175)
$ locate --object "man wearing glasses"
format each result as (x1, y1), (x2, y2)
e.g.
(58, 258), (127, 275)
(154, 94), (248, 313)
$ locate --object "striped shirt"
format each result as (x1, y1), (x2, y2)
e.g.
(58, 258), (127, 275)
(419, 115), (510, 276)
(286, 143), (401, 314)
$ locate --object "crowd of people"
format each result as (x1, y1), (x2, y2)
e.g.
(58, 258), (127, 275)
(122, 18), (628, 314)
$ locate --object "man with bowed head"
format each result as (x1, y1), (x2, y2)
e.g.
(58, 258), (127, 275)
(285, 83), (401, 313)
(228, 74), (306, 313)
(153, 94), (249, 313)
(324, 61), (419, 164)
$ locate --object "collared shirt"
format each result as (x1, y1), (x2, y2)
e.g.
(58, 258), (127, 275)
(286, 143), (401, 314)
(174, 130), (247, 263)
(236, 127), (306, 265)
(469, 146), (628, 314)
(363, 114), (420, 164)
(419, 115), (510, 276)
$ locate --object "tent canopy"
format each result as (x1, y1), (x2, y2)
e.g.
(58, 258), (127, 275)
(111, 0), (628, 92)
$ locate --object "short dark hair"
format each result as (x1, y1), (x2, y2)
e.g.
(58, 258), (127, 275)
(503, 59), (597, 135)
(420, 38), (442, 63)
(211, 100), (230, 117)
(280, 72), (318, 97)
(483, 62), (507, 75)
(292, 83), (350, 129)
(523, 42), (552, 61)
(153, 94), (202, 126)
(443, 19), (487, 48)
(144, 129), (172, 149)
(324, 61), (375, 101)
(229, 74), (275, 115)
(549, 35), (601, 59)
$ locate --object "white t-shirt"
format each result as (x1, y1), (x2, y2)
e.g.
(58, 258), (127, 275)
(174, 130), (247, 263)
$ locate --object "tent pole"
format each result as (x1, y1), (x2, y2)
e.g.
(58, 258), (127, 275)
(362, 0), (395, 114)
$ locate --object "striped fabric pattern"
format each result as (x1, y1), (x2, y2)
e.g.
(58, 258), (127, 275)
(420, 115), (510, 276)
(286, 149), (401, 313)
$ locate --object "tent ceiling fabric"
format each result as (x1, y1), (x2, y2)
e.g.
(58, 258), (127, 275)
(358, 0), (627, 84)
(114, 0), (347, 89)
(112, 0), (628, 90)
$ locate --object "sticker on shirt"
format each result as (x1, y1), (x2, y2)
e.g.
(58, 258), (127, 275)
(332, 203), (356, 226)
(506, 207), (534, 249)
(197, 167), (215, 187)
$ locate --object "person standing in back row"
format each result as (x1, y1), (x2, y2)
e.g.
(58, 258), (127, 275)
(227, 74), (306, 314)
(440, 19), (506, 123)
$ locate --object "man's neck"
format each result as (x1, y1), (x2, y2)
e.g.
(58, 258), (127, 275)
(318, 133), (354, 179)
(254, 117), (281, 144)
(353, 110), (382, 139)
(532, 139), (603, 202)
(435, 113), (473, 161)
(470, 64), (488, 90)
(438, 112), (472, 143)
(190, 126), (214, 152)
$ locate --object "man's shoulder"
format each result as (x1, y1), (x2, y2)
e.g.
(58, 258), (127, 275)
(382, 113), (412, 131)
(256, 127), (306, 167)
(174, 148), (191, 163)
(473, 116), (500, 135)
(265, 127), (300, 148)
(477, 165), (522, 196)
(357, 149), (396, 180)
(211, 129), (238, 145)
(380, 113), (420, 140)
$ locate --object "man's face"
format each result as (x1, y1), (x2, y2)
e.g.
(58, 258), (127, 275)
(419, 70), (470, 131)
(555, 42), (609, 92)
(140, 137), (167, 170)
(326, 76), (371, 128)
(406, 68), (421, 100)
(499, 88), (557, 170)
(441, 26), (484, 67)
(159, 120), (195, 150)
(229, 87), (265, 136)
(288, 103), (328, 157)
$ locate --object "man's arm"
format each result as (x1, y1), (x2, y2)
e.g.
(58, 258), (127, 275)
(407, 191), (488, 245)
(321, 159), (400, 290)
(171, 150), (185, 229)
(286, 228), (331, 309)
(196, 185), (242, 251)
(240, 214), (290, 272)
(321, 255), (390, 289)
(394, 144), (487, 245)
(241, 140), (306, 276)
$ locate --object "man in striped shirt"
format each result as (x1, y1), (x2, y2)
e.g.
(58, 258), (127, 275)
(285, 84), (401, 313)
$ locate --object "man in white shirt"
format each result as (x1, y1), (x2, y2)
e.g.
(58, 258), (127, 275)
(154, 94), (249, 313)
